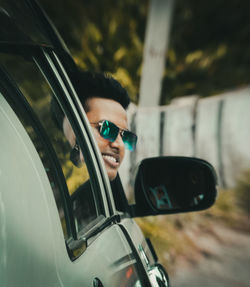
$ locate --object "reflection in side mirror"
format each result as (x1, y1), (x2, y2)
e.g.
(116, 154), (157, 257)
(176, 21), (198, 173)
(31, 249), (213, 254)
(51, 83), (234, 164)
(132, 156), (217, 217)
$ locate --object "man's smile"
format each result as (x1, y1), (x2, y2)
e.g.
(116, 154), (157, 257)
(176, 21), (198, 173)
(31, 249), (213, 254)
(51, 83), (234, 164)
(102, 153), (120, 168)
(86, 97), (128, 180)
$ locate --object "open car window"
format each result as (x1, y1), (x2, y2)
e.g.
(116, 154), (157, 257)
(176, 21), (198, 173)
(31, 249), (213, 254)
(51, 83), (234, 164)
(0, 48), (106, 259)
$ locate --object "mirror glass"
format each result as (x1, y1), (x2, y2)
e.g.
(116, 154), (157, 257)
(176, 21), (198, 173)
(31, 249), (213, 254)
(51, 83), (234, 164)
(134, 156), (217, 214)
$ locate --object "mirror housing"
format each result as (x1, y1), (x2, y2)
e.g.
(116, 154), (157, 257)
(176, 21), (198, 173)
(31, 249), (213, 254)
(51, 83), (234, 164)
(131, 156), (217, 217)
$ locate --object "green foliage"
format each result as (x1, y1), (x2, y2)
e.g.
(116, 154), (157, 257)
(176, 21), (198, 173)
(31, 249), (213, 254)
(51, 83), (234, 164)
(40, 0), (148, 103)
(162, 0), (250, 104)
(40, 0), (250, 105)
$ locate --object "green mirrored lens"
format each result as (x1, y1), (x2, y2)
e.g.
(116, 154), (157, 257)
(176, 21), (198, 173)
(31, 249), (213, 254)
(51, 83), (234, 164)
(99, 120), (137, 151)
(122, 130), (137, 151)
(100, 120), (119, 142)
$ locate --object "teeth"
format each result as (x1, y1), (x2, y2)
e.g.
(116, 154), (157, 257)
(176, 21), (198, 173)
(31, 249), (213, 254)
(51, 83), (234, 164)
(103, 155), (117, 163)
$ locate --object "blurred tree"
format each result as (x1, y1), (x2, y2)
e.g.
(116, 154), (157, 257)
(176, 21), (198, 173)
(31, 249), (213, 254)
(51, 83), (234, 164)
(40, 0), (250, 105)
(162, 0), (250, 104)
(40, 0), (148, 103)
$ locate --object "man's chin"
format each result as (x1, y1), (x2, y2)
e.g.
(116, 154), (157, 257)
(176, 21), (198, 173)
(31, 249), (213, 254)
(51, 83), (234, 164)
(106, 168), (118, 181)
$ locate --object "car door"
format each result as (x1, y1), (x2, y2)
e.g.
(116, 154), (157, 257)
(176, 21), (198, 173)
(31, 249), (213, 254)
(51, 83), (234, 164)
(0, 43), (153, 286)
(110, 176), (170, 286)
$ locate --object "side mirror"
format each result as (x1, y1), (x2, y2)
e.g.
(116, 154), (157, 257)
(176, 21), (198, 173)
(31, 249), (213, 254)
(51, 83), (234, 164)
(132, 156), (217, 217)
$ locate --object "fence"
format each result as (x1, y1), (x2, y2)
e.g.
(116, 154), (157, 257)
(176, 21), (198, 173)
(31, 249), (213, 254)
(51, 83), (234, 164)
(119, 86), (250, 194)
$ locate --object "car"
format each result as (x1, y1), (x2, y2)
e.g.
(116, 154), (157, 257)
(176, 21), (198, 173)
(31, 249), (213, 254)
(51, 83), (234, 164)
(0, 0), (217, 286)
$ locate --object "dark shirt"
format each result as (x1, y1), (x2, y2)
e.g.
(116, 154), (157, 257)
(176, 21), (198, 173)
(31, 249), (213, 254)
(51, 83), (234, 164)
(71, 180), (97, 232)
(71, 175), (130, 232)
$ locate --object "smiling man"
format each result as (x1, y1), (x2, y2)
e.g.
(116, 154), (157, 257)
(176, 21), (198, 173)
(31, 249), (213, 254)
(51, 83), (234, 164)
(51, 70), (137, 229)
(87, 97), (127, 180)
(55, 70), (137, 181)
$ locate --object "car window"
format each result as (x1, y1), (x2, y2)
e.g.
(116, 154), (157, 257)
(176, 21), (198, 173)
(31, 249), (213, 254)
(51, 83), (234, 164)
(0, 50), (105, 258)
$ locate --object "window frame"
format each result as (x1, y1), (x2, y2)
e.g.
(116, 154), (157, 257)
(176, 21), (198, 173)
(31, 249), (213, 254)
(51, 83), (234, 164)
(36, 48), (116, 216)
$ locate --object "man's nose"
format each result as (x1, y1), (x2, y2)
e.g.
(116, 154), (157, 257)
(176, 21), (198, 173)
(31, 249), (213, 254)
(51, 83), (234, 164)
(110, 133), (124, 149)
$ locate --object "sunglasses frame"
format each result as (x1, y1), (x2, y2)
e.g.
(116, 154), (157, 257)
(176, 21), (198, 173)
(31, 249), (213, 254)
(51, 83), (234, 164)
(92, 120), (137, 151)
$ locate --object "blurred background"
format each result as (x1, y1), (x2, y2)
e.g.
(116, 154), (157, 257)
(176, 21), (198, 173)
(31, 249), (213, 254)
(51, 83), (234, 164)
(40, 0), (250, 285)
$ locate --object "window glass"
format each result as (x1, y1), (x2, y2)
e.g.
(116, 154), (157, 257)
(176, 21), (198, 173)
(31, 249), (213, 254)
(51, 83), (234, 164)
(0, 51), (104, 239)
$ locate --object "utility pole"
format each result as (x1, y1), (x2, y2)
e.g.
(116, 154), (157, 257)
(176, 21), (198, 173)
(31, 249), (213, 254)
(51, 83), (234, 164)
(139, 0), (174, 107)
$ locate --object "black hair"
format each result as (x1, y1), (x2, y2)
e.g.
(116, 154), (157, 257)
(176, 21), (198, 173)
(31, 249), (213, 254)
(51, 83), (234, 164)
(50, 69), (130, 130)
(72, 70), (130, 111)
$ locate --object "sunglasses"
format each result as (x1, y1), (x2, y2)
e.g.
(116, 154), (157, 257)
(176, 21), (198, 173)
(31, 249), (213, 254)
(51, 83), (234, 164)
(91, 120), (137, 151)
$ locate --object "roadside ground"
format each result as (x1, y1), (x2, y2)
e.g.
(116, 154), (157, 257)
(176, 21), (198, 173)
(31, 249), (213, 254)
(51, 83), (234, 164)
(136, 178), (250, 285)
(171, 222), (250, 287)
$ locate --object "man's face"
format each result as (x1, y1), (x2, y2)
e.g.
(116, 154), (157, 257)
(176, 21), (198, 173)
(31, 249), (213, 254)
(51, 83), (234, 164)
(63, 97), (128, 181)
(86, 97), (127, 181)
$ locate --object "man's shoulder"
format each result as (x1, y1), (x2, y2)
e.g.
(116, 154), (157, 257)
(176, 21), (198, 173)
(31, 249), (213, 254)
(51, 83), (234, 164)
(71, 180), (91, 201)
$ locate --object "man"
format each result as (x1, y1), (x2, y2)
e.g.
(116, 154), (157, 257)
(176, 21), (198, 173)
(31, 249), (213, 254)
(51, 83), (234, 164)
(61, 70), (137, 181)
(51, 70), (137, 229)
